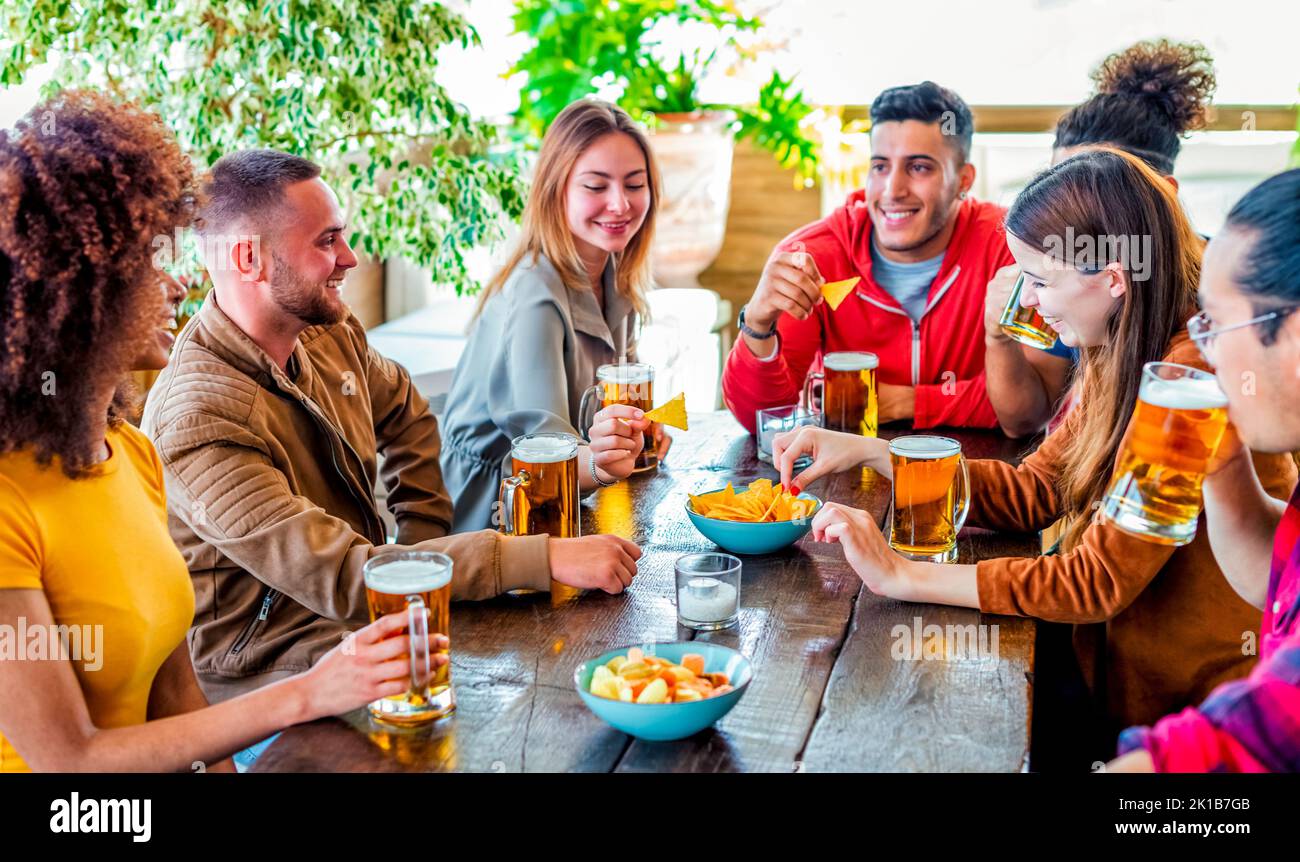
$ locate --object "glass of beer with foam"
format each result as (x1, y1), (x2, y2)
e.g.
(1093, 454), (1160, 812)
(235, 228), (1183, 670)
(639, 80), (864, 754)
(499, 432), (583, 601)
(363, 551), (454, 725)
(1101, 362), (1229, 546)
(887, 436), (970, 563)
(579, 362), (658, 473)
(998, 273), (1058, 350)
(803, 351), (879, 436)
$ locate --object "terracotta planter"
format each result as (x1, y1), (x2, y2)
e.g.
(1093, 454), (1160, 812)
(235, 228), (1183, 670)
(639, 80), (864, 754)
(648, 111), (737, 290)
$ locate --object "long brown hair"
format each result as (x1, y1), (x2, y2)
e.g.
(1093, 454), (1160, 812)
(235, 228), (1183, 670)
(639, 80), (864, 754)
(472, 99), (660, 325)
(1005, 148), (1202, 548)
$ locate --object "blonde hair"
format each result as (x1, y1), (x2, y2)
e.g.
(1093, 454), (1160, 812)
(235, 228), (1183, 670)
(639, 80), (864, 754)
(473, 99), (660, 324)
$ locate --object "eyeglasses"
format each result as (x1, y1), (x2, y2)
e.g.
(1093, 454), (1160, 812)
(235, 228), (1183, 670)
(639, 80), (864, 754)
(1187, 306), (1299, 363)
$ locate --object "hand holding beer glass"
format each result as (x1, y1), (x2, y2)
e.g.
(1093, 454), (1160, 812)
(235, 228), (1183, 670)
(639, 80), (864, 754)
(803, 351), (880, 437)
(362, 551), (454, 725)
(997, 273), (1059, 350)
(579, 363), (657, 474)
(887, 436), (971, 563)
(1101, 362), (1230, 546)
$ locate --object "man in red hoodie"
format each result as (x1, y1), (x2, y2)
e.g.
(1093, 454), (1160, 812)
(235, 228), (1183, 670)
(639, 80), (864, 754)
(722, 81), (1014, 433)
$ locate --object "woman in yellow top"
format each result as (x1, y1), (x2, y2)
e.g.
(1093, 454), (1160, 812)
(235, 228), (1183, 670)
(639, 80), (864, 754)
(0, 91), (436, 772)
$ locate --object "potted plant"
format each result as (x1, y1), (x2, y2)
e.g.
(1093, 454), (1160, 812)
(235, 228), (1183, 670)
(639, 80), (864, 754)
(1, 0), (529, 319)
(509, 0), (818, 289)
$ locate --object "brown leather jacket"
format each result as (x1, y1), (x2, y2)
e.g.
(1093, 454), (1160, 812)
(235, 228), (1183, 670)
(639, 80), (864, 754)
(971, 333), (1298, 732)
(142, 292), (551, 702)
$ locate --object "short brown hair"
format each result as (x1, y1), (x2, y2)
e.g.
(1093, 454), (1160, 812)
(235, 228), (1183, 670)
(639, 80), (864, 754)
(0, 89), (197, 476)
(196, 149), (321, 236)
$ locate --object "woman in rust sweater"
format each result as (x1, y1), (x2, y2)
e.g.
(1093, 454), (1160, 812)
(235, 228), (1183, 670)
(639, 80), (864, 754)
(771, 148), (1297, 740)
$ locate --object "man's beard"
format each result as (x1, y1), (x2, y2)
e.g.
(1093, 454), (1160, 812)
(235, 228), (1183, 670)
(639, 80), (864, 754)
(269, 250), (347, 327)
(873, 204), (954, 254)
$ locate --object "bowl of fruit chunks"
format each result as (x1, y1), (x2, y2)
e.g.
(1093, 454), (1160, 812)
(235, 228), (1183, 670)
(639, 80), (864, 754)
(574, 642), (753, 741)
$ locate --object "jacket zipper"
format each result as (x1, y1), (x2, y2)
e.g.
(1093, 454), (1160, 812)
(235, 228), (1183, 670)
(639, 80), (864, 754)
(230, 588), (278, 656)
(911, 324), (921, 386)
(857, 265), (962, 389)
(274, 378), (385, 545)
(302, 403), (385, 544)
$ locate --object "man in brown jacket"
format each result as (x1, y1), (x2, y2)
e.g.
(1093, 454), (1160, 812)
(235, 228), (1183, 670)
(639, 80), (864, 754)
(144, 150), (643, 702)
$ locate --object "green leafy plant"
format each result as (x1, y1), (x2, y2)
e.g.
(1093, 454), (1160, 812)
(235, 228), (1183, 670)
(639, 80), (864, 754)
(509, 0), (819, 181)
(1291, 86), (1300, 168)
(1, 0), (528, 296)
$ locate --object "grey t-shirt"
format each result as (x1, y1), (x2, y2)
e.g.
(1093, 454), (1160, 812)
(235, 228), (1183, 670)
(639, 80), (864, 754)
(869, 240), (945, 322)
(439, 252), (636, 533)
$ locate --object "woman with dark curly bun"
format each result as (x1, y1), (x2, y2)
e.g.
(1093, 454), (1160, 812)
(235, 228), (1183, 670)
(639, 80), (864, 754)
(985, 40), (1218, 439)
(0, 90), (445, 772)
(1054, 38), (1217, 179)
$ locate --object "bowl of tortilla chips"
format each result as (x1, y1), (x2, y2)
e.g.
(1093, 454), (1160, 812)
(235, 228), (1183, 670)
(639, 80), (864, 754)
(685, 479), (821, 555)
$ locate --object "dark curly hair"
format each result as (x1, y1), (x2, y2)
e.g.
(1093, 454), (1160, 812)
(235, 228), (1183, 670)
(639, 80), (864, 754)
(1054, 39), (1217, 175)
(0, 89), (197, 476)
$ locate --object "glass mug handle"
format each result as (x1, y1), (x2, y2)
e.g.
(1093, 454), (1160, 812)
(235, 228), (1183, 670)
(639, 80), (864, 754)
(499, 471), (527, 535)
(952, 454), (971, 534)
(802, 371), (824, 415)
(577, 385), (602, 440)
(405, 595), (432, 696)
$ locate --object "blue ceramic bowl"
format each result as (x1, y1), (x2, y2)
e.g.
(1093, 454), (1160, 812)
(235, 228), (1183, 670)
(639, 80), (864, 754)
(574, 641), (753, 741)
(685, 489), (821, 555)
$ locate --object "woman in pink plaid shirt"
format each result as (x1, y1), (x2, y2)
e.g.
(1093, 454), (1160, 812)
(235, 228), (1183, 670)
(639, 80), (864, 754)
(1109, 169), (1300, 772)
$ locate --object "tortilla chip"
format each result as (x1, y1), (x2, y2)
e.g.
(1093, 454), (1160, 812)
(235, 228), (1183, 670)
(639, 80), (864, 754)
(690, 478), (812, 524)
(644, 392), (688, 430)
(821, 276), (860, 311)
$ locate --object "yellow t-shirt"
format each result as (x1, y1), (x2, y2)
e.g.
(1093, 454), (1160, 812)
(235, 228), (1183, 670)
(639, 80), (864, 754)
(0, 422), (194, 772)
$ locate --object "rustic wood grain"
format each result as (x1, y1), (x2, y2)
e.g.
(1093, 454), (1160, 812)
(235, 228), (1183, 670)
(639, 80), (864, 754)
(253, 413), (1041, 773)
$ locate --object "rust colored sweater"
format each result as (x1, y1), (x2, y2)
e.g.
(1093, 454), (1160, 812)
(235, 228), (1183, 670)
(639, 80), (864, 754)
(971, 335), (1298, 731)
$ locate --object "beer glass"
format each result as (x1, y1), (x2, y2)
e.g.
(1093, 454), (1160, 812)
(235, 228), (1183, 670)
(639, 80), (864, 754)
(755, 404), (820, 468)
(579, 362), (657, 473)
(803, 351), (879, 436)
(363, 551), (454, 725)
(998, 274), (1058, 350)
(499, 432), (583, 601)
(1101, 362), (1229, 546)
(887, 436), (970, 563)
(500, 432), (580, 539)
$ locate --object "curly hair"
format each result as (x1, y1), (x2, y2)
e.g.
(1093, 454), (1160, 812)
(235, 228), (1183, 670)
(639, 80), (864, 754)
(0, 89), (197, 476)
(1055, 40), (1217, 175)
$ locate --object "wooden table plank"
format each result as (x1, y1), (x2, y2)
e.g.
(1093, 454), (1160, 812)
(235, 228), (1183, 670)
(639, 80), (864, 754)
(253, 413), (1042, 773)
(789, 430), (1040, 773)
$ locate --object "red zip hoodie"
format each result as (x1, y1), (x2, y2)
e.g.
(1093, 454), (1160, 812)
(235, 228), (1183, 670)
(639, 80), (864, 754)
(721, 191), (1014, 434)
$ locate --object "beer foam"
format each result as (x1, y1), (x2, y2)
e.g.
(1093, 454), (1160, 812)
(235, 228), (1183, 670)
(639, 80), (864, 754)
(1140, 375), (1228, 410)
(365, 558), (452, 594)
(512, 435), (578, 463)
(888, 435), (961, 459)
(824, 351), (879, 372)
(598, 364), (653, 384)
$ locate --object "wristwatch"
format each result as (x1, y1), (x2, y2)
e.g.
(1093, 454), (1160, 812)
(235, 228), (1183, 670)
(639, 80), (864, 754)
(738, 304), (778, 339)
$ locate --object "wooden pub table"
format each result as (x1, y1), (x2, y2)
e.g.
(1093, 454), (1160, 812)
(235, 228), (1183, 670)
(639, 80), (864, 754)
(254, 411), (1042, 773)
